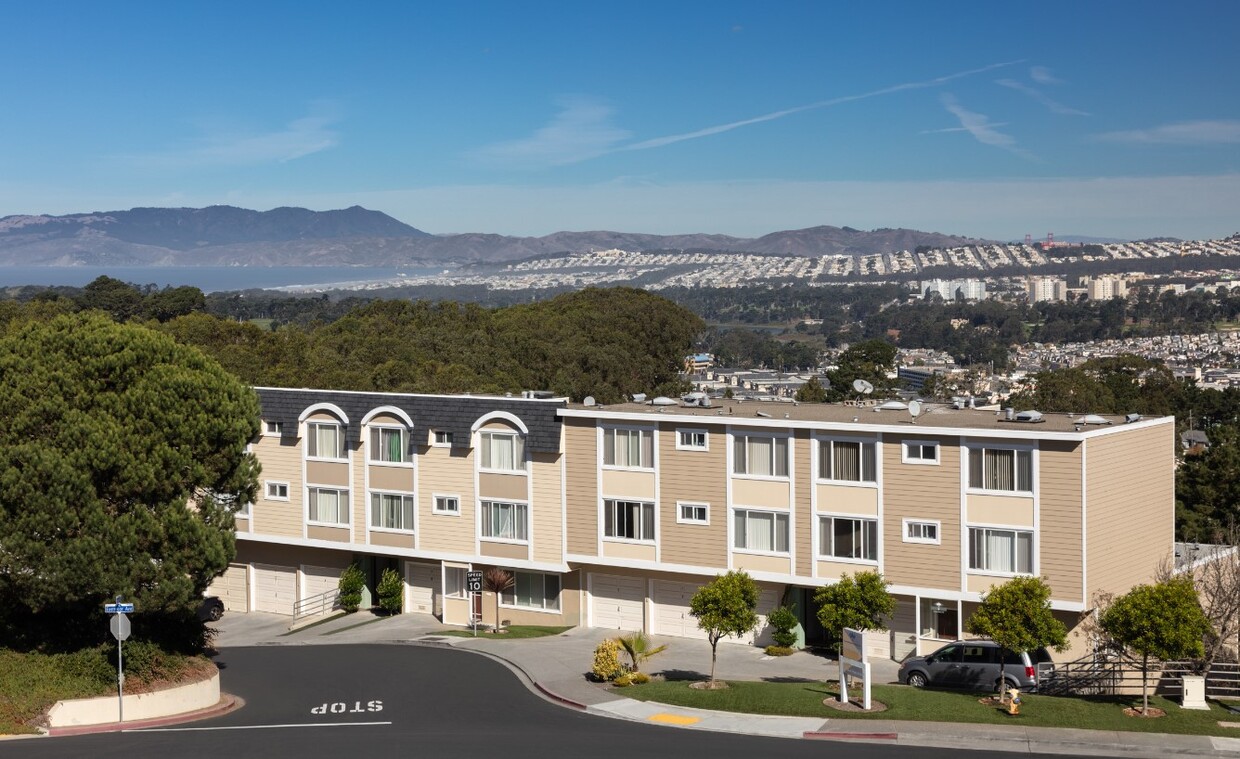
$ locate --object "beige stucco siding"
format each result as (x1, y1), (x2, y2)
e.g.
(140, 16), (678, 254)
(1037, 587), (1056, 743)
(658, 422), (727, 569)
(1038, 441), (1084, 604)
(370, 465), (414, 493)
(416, 445), (475, 554)
(601, 470), (655, 499)
(564, 420), (598, 556)
(531, 452), (563, 564)
(734, 553), (791, 575)
(351, 449), (365, 544)
(967, 494), (1035, 527)
(880, 435), (962, 592)
(307, 460), (349, 487)
(480, 541), (529, 561)
(479, 472), (528, 501)
(732, 477), (790, 508)
(1085, 423), (1174, 599)
(794, 429), (814, 577)
(252, 435), (303, 539)
(307, 525), (350, 543)
(602, 541), (657, 562)
(816, 484), (878, 516)
(370, 531), (415, 549)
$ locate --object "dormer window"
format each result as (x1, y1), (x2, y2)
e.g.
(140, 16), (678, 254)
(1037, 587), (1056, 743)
(480, 430), (525, 472)
(307, 422), (345, 460)
(369, 427), (411, 464)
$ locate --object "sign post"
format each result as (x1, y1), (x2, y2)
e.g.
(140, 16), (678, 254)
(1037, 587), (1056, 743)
(466, 571), (483, 637)
(105, 595), (134, 723)
(838, 627), (872, 710)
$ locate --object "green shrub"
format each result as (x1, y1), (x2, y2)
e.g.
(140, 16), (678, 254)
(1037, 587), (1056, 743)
(630, 671), (651, 684)
(613, 673), (633, 687)
(767, 605), (799, 648)
(338, 564), (365, 613)
(376, 567), (403, 614)
(764, 645), (795, 657)
(591, 637), (624, 681)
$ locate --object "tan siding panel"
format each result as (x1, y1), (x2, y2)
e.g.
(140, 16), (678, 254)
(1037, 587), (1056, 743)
(252, 436), (303, 539)
(658, 422), (727, 568)
(416, 445), (476, 554)
(794, 429), (813, 577)
(880, 435), (962, 592)
(531, 453), (563, 564)
(370, 531), (416, 549)
(307, 525), (350, 543)
(1039, 441), (1083, 604)
(307, 460), (349, 486)
(565, 420), (599, 556)
(479, 472), (529, 501)
(370, 466), (414, 493)
(480, 541), (530, 561)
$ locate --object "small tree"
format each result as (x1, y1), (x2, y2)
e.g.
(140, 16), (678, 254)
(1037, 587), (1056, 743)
(617, 631), (668, 673)
(965, 576), (1068, 690)
(814, 571), (896, 650)
(767, 605), (800, 649)
(376, 567), (403, 614)
(1101, 576), (1212, 714)
(795, 377), (828, 403)
(483, 568), (514, 632)
(689, 570), (759, 685)
(338, 564), (365, 613)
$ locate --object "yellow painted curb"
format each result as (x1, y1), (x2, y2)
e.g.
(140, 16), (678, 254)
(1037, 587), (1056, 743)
(649, 713), (700, 725)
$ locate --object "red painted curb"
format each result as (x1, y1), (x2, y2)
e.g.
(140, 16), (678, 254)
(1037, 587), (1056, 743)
(47, 693), (244, 736)
(534, 682), (588, 711)
(804, 731), (898, 741)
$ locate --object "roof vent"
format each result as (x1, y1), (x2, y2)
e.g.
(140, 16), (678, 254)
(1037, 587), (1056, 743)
(651, 396), (677, 407)
(631, 393), (647, 404)
(1014, 410), (1045, 423)
(874, 401), (908, 411)
(1074, 414), (1112, 426)
(1125, 413), (1142, 424)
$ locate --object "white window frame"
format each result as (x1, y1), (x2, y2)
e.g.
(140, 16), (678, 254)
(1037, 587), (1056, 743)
(237, 500), (251, 517)
(732, 433), (790, 479)
(368, 425), (412, 465)
(479, 430), (526, 473)
(602, 427), (655, 470)
(817, 437), (878, 485)
(967, 525), (1035, 575)
(901, 439), (940, 465)
(264, 420), (283, 436)
(264, 480), (290, 501)
(902, 518), (941, 545)
(500, 571), (561, 613)
(444, 566), (467, 599)
(602, 498), (656, 543)
(369, 490), (415, 533)
(432, 430), (454, 447)
(677, 501), (710, 525)
(675, 428), (709, 451)
(732, 508), (791, 555)
(818, 514), (879, 563)
(433, 493), (461, 516)
(967, 443), (1034, 495)
(479, 500), (530, 543)
(306, 421), (347, 461)
(306, 486), (350, 526)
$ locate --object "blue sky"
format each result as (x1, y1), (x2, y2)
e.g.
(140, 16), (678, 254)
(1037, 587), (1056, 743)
(1, 2), (1238, 240)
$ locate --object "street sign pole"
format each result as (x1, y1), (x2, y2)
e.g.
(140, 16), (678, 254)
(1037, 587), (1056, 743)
(106, 594), (134, 724)
(466, 571), (484, 637)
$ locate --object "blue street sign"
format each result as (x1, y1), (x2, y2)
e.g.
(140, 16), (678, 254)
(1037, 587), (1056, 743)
(105, 603), (135, 614)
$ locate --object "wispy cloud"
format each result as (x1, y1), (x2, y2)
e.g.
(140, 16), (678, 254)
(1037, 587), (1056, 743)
(468, 97), (632, 168)
(939, 94), (1034, 159)
(996, 78), (1089, 116)
(920, 123), (1009, 135)
(119, 112), (340, 169)
(1030, 66), (1061, 85)
(1095, 120), (1240, 145)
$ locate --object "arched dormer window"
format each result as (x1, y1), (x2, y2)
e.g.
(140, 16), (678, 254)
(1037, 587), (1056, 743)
(300, 403), (349, 461)
(472, 412), (528, 473)
(362, 406), (415, 465)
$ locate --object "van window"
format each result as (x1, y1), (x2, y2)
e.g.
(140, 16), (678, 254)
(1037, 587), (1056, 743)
(962, 645), (990, 663)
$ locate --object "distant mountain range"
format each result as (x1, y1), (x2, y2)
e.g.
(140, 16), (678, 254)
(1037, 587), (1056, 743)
(0, 205), (995, 266)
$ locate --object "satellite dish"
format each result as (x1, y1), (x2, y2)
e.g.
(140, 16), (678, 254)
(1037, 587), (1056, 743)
(583, 396), (596, 407)
(909, 400), (922, 422)
(853, 379), (874, 395)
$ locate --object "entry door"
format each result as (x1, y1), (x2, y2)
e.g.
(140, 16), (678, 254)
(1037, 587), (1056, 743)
(405, 562), (436, 614)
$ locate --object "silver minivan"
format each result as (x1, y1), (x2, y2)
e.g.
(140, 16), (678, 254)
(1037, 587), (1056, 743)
(898, 640), (1053, 692)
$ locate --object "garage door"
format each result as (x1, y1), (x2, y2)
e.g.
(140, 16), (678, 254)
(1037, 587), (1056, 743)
(748, 587), (782, 646)
(300, 565), (343, 606)
(652, 580), (702, 639)
(405, 562), (436, 614)
(210, 563), (249, 612)
(590, 574), (645, 631)
(253, 564), (296, 615)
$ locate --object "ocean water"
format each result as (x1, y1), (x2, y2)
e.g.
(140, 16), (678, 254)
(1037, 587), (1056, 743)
(0, 266), (438, 293)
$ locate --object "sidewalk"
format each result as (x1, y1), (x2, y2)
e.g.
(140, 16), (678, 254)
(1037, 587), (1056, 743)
(214, 613), (1240, 757)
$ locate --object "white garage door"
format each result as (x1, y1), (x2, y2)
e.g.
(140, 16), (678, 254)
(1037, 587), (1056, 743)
(210, 563), (249, 612)
(300, 565), (343, 606)
(405, 562), (436, 614)
(749, 587), (782, 646)
(590, 574), (645, 631)
(253, 564), (296, 615)
(652, 580), (702, 639)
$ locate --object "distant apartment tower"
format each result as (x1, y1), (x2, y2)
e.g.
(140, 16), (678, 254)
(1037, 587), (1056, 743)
(1086, 276), (1128, 301)
(1027, 276), (1067, 302)
(921, 279), (987, 301)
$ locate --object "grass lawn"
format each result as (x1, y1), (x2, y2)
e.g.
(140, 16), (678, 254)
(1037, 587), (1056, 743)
(439, 625), (572, 640)
(624, 679), (1239, 737)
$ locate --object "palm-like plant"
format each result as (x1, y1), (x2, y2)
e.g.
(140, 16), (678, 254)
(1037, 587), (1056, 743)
(617, 631), (668, 673)
(483, 568), (514, 632)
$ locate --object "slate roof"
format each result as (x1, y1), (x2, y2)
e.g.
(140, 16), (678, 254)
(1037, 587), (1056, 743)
(255, 387), (564, 453)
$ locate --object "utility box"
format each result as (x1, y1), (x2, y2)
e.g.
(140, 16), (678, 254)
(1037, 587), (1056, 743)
(1181, 676), (1209, 710)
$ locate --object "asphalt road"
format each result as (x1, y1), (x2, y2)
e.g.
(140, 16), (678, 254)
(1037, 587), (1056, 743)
(8, 645), (1042, 759)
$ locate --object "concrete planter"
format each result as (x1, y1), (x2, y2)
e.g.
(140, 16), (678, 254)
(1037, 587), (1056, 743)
(47, 671), (220, 728)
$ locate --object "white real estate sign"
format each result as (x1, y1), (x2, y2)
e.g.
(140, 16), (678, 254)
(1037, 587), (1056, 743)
(838, 627), (872, 711)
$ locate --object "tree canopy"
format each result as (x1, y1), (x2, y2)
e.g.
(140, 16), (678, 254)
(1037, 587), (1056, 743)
(813, 570), (896, 647)
(964, 576), (1068, 673)
(0, 314), (259, 644)
(689, 570), (759, 684)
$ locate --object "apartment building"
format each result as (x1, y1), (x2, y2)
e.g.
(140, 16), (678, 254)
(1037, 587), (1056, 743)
(1027, 276), (1068, 303)
(214, 387), (1174, 659)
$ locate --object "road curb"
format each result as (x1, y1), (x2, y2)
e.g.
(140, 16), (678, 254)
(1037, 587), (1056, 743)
(804, 730), (898, 741)
(46, 693), (244, 736)
(533, 682), (588, 711)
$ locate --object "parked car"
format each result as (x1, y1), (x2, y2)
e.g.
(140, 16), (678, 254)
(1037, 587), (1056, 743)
(898, 640), (1053, 692)
(198, 596), (224, 622)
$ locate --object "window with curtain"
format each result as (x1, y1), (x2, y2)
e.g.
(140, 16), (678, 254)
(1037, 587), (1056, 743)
(968, 527), (1033, 573)
(819, 515), (878, 561)
(733, 509), (790, 552)
(370, 492), (414, 531)
(732, 435), (789, 477)
(444, 567), (466, 598)
(307, 422), (345, 459)
(603, 499), (656, 541)
(500, 571), (561, 611)
(968, 447), (1032, 492)
(369, 427), (410, 464)
(603, 428), (654, 468)
(819, 440), (877, 482)
(480, 500), (529, 541)
(480, 431), (525, 471)
(308, 487), (349, 524)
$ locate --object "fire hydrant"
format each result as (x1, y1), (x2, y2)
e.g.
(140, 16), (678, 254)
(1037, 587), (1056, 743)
(1006, 687), (1021, 716)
